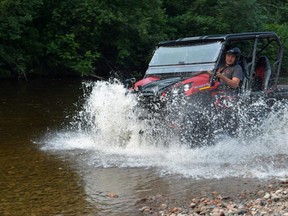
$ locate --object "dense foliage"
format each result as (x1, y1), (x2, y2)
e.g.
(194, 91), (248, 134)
(0, 0), (288, 79)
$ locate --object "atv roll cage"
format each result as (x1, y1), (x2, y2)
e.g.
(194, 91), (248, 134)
(150, 32), (283, 92)
(130, 32), (287, 147)
(131, 31), (287, 112)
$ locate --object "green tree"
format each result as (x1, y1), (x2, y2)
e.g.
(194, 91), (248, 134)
(162, 0), (266, 38)
(38, 0), (167, 77)
(258, 0), (288, 75)
(95, 0), (167, 76)
(0, 0), (287, 79)
(0, 0), (43, 78)
(215, 0), (266, 33)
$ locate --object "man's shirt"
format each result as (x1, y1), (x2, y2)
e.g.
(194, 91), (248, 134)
(219, 64), (244, 90)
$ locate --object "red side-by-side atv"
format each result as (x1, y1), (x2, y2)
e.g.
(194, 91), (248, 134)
(127, 32), (288, 146)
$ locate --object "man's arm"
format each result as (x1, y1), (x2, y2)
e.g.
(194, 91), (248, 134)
(216, 71), (241, 89)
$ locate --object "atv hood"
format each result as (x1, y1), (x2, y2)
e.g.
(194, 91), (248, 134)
(138, 77), (183, 96)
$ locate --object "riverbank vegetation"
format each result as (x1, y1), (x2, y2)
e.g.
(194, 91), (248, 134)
(0, 0), (288, 79)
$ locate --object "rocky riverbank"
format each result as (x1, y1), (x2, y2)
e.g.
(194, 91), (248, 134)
(138, 179), (288, 216)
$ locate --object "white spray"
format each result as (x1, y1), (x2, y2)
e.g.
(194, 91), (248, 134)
(42, 81), (288, 179)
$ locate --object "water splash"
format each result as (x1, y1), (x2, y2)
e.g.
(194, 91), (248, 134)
(42, 81), (288, 179)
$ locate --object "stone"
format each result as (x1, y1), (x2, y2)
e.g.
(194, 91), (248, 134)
(106, 192), (118, 198)
(171, 207), (182, 213)
(192, 198), (200, 203)
(257, 190), (265, 197)
(139, 206), (150, 212)
(260, 200), (267, 206)
(281, 179), (288, 184)
(275, 189), (283, 195)
(212, 191), (220, 196)
(190, 202), (197, 208)
(264, 193), (271, 199)
(238, 209), (247, 215)
(159, 203), (167, 210)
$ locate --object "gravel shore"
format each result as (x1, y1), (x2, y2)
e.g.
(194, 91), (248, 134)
(138, 179), (288, 216)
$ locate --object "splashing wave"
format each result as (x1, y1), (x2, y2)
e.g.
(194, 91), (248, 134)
(42, 81), (288, 179)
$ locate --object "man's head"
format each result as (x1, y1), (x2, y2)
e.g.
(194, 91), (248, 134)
(225, 47), (241, 66)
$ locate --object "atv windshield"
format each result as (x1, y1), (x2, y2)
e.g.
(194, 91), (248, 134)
(150, 42), (222, 66)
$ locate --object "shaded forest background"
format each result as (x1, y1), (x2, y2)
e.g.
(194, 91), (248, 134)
(0, 0), (288, 80)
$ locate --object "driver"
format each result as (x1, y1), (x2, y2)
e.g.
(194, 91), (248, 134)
(214, 47), (244, 90)
(209, 48), (244, 134)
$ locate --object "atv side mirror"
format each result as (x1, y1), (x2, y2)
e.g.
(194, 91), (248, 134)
(124, 77), (136, 88)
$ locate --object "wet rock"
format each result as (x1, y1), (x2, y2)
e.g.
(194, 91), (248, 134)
(176, 213), (187, 216)
(281, 179), (288, 185)
(260, 200), (267, 206)
(170, 207), (182, 213)
(138, 197), (147, 203)
(139, 206), (151, 213)
(226, 203), (237, 210)
(199, 210), (207, 215)
(194, 207), (202, 214)
(237, 209), (247, 215)
(191, 198), (200, 202)
(257, 190), (265, 197)
(212, 191), (220, 196)
(275, 189), (283, 195)
(264, 192), (271, 199)
(159, 203), (167, 210)
(210, 207), (221, 214)
(268, 184), (275, 190)
(189, 202), (196, 208)
(272, 195), (280, 202)
(221, 195), (230, 200)
(106, 192), (118, 198)
(206, 205), (217, 210)
(148, 195), (156, 201)
(149, 181), (288, 216)
(155, 194), (163, 199)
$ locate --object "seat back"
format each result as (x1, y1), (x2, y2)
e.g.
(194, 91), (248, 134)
(253, 56), (271, 91)
(238, 56), (251, 91)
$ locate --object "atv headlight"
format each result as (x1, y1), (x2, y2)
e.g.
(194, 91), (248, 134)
(171, 83), (192, 96)
(183, 83), (193, 92)
(172, 87), (181, 96)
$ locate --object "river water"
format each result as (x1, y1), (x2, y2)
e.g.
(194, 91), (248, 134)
(1, 78), (288, 215)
